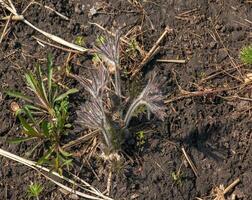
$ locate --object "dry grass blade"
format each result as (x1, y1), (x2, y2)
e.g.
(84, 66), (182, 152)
(62, 130), (100, 150)
(0, 148), (113, 200)
(213, 178), (240, 200)
(0, 13), (11, 44)
(0, 0), (89, 52)
(89, 22), (146, 56)
(181, 147), (198, 177)
(156, 59), (186, 64)
(131, 26), (173, 77)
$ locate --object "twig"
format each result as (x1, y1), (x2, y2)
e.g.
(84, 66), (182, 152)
(244, 18), (252, 24)
(88, 21), (146, 56)
(0, 148), (113, 200)
(89, 22), (126, 43)
(44, 5), (69, 20)
(84, 157), (100, 181)
(106, 169), (112, 196)
(22, 1), (69, 20)
(212, 22), (243, 81)
(0, 49), (19, 61)
(62, 130), (99, 150)
(1, 15), (23, 20)
(0, 0), (89, 52)
(165, 86), (239, 104)
(32, 36), (81, 54)
(181, 147), (198, 177)
(198, 67), (237, 84)
(0, 13), (11, 44)
(213, 178), (240, 200)
(131, 26), (173, 77)
(156, 59), (186, 64)
(223, 178), (240, 195)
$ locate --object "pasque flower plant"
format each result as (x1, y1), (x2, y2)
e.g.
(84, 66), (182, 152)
(74, 31), (167, 155)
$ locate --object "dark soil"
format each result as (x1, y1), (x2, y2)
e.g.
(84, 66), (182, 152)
(1, 0), (252, 200)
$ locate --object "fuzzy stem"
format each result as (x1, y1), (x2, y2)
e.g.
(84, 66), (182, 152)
(97, 97), (113, 149)
(101, 123), (112, 148)
(114, 61), (123, 118)
(114, 69), (121, 98)
(124, 97), (145, 127)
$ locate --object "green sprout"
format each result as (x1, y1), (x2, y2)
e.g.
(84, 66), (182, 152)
(171, 171), (183, 186)
(240, 45), (252, 65)
(27, 182), (43, 200)
(171, 162), (184, 187)
(126, 38), (138, 59)
(74, 36), (85, 46)
(95, 35), (106, 46)
(136, 130), (146, 151)
(6, 54), (77, 173)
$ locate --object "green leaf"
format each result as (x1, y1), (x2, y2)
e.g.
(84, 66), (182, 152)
(240, 46), (252, 65)
(27, 183), (43, 198)
(47, 54), (53, 101)
(41, 121), (50, 137)
(62, 159), (73, 168)
(25, 142), (42, 157)
(25, 104), (42, 112)
(37, 65), (49, 104)
(23, 105), (36, 124)
(26, 72), (49, 110)
(6, 91), (32, 102)
(7, 137), (35, 144)
(55, 151), (60, 171)
(18, 115), (40, 137)
(54, 88), (78, 102)
(59, 147), (72, 157)
(25, 72), (38, 93)
(37, 146), (55, 165)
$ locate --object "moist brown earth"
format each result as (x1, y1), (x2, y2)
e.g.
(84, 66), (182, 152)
(0, 0), (252, 199)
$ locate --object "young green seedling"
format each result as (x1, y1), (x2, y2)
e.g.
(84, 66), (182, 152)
(27, 182), (43, 200)
(6, 55), (77, 173)
(240, 45), (252, 65)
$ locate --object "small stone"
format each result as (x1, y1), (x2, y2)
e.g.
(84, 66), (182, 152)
(130, 193), (140, 199)
(89, 6), (97, 17)
(10, 102), (20, 113)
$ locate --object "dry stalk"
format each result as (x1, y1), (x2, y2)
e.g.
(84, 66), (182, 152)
(88, 21), (146, 56)
(62, 129), (100, 150)
(0, 13), (11, 44)
(131, 26), (173, 77)
(0, 148), (113, 200)
(0, 0), (89, 52)
(213, 178), (240, 200)
(165, 86), (239, 104)
(106, 169), (112, 196)
(32, 36), (81, 54)
(181, 147), (198, 177)
(156, 59), (186, 64)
